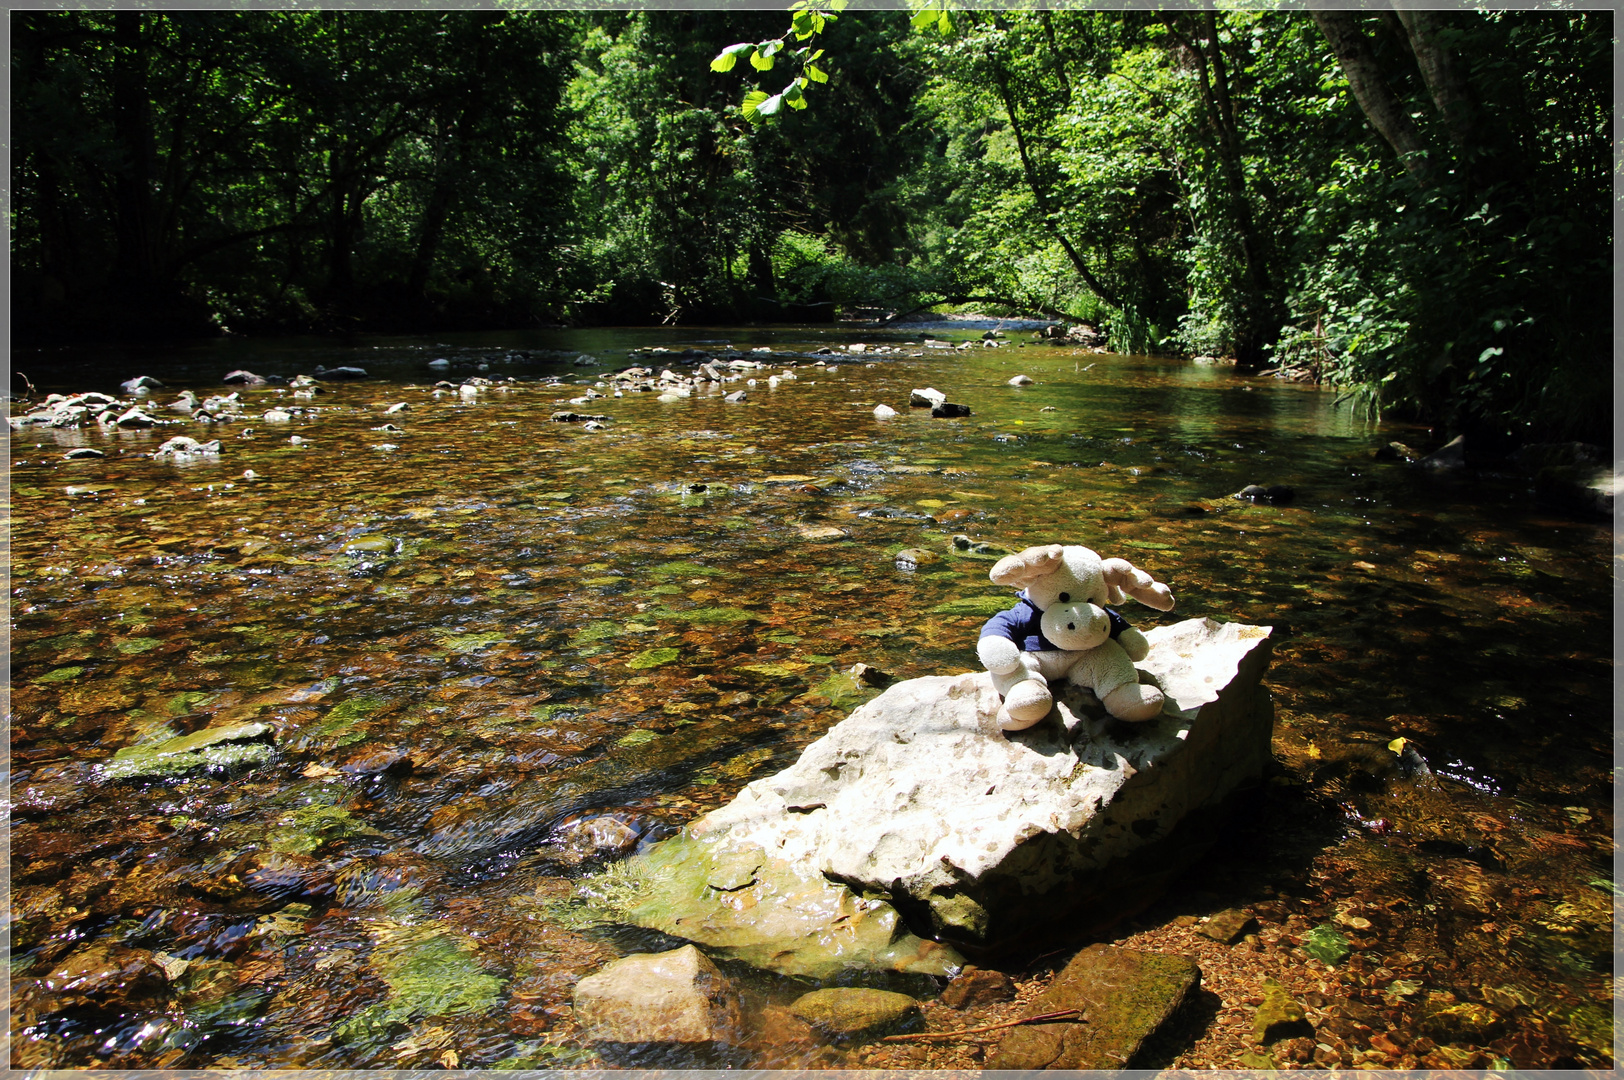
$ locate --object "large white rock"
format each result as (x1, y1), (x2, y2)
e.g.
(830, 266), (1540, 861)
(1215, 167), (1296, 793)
(606, 618), (1273, 964)
(572, 944), (742, 1045)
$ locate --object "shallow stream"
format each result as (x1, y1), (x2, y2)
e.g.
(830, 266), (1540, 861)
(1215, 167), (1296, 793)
(8, 325), (1614, 1068)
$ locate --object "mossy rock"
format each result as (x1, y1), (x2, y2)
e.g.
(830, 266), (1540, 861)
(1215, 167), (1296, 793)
(989, 944), (1199, 1069)
(1418, 997), (1505, 1044)
(790, 987), (922, 1041)
(100, 722), (274, 781)
(589, 830), (961, 981)
(1254, 978), (1313, 1043)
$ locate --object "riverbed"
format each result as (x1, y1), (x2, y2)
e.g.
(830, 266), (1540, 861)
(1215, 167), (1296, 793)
(8, 326), (1614, 1068)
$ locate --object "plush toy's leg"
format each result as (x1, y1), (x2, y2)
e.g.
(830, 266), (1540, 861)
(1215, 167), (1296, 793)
(1000, 679), (1054, 729)
(1101, 680), (1165, 722)
(1069, 640), (1166, 722)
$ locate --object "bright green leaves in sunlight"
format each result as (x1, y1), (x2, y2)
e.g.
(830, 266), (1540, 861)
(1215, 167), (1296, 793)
(909, 6), (954, 36)
(709, 42), (757, 73)
(711, 2), (842, 125)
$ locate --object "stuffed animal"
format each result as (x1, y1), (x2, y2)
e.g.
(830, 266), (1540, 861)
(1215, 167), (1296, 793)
(977, 543), (1176, 729)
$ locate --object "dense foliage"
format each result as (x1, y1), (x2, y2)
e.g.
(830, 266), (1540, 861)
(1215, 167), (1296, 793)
(11, 9), (1610, 442)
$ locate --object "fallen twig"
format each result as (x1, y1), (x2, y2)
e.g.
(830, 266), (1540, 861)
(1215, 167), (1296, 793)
(880, 1007), (1085, 1042)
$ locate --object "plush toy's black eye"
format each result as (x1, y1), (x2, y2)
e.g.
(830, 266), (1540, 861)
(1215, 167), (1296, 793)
(1058, 592), (1070, 603)
(1066, 622), (1076, 631)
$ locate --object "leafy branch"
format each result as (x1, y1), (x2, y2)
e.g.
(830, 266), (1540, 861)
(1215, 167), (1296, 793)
(711, 2), (956, 123)
(709, 2), (841, 123)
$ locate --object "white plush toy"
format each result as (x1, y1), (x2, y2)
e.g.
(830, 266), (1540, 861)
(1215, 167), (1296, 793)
(976, 543), (1176, 729)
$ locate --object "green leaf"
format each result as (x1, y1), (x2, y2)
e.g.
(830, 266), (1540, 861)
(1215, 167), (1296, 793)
(910, 7), (942, 31)
(807, 63), (828, 84)
(756, 93), (784, 117)
(936, 10), (954, 34)
(750, 50), (775, 72)
(709, 43), (752, 73)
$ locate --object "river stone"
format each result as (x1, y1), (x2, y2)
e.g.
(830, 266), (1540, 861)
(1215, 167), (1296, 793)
(873, 404), (898, 419)
(116, 407), (158, 428)
(1199, 907), (1258, 944)
(99, 721), (274, 781)
(572, 945), (742, 1046)
(597, 834), (960, 980)
(1419, 433), (1467, 470)
(42, 943), (167, 999)
(152, 436), (222, 463)
(988, 944), (1199, 1069)
(1418, 995), (1505, 1043)
(1007, 374), (1034, 386)
(940, 964), (1016, 1008)
(1254, 977), (1313, 1042)
(609, 618), (1270, 964)
(789, 987), (921, 1040)
(909, 387), (946, 408)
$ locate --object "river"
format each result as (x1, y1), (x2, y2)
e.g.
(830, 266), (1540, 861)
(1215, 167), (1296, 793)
(8, 324), (1614, 1068)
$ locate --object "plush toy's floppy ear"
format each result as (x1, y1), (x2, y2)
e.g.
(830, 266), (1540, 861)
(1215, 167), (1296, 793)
(989, 544), (1065, 587)
(1100, 557), (1176, 611)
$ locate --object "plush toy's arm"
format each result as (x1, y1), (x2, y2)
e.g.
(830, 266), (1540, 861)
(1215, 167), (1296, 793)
(977, 607), (1028, 674)
(1100, 557), (1175, 611)
(978, 635), (1022, 675)
(1117, 626), (1151, 663)
(989, 544), (1065, 588)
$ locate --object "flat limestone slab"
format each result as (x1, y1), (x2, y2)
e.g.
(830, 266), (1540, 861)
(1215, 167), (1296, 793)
(602, 617), (1272, 967)
(988, 943), (1200, 1068)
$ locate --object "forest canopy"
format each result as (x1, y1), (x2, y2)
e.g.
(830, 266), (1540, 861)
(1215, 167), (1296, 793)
(11, 7), (1612, 445)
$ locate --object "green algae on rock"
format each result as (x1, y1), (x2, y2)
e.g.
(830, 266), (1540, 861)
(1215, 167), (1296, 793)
(329, 923), (505, 1050)
(989, 943), (1199, 1069)
(789, 987), (922, 1040)
(1254, 977), (1313, 1042)
(579, 831), (963, 981)
(99, 721), (274, 781)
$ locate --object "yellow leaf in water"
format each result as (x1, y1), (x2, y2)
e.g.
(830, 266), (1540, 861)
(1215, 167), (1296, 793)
(1305, 741), (1321, 760)
(302, 764), (341, 778)
(1388, 737), (1407, 754)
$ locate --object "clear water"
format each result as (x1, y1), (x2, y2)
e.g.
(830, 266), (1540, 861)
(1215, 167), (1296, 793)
(8, 326), (1613, 1068)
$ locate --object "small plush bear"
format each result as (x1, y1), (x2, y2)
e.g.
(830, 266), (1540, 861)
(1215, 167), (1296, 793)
(977, 543), (1176, 729)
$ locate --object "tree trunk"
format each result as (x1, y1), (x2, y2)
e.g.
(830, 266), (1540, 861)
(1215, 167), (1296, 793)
(1394, 10), (1476, 156)
(1311, 10), (1436, 188)
(407, 183), (453, 304)
(989, 59), (1119, 308)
